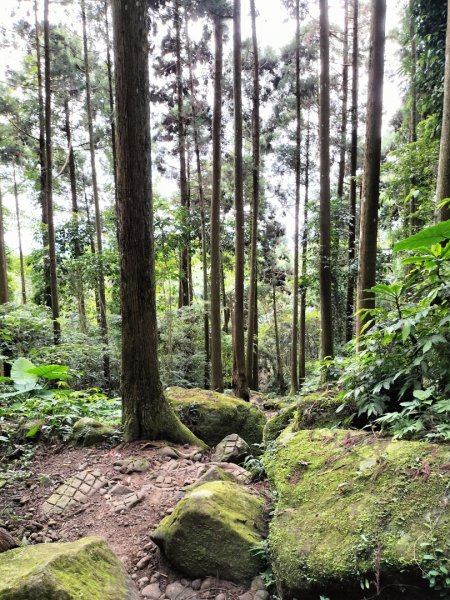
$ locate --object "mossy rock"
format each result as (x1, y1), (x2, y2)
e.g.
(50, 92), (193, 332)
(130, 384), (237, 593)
(70, 418), (116, 447)
(265, 428), (450, 599)
(294, 387), (355, 430)
(151, 480), (265, 583)
(166, 387), (266, 446)
(16, 419), (45, 442)
(186, 466), (233, 490)
(0, 537), (139, 599)
(263, 404), (297, 442)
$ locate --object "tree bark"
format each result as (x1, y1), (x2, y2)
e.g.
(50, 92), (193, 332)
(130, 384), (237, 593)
(346, 0), (359, 342)
(34, 0), (51, 308)
(185, 16), (210, 389)
(0, 182), (8, 304)
(272, 280), (285, 394)
(232, 0), (249, 401)
(246, 0), (260, 391)
(337, 0), (349, 199)
(210, 16), (224, 392)
(64, 98), (87, 333)
(409, 2), (419, 234)
(299, 115), (310, 384)
(111, 0), (205, 446)
(436, 0), (450, 221)
(82, 0), (110, 382)
(44, 0), (61, 344)
(103, 0), (119, 236)
(319, 0), (334, 360)
(356, 0), (386, 337)
(175, 0), (190, 308)
(290, 0), (301, 394)
(12, 159), (26, 304)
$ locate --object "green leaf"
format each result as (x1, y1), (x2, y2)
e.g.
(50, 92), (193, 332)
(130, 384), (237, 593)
(10, 358), (38, 391)
(394, 220), (450, 252)
(26, 365), (71, 380)
(413, 388), (433, 401)
(402, 322), (411, 341)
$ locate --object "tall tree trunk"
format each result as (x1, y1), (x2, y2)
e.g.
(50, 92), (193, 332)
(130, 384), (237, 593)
(186, 16), (210, 388)
(111, 0), (204, 446)
(346, 0), (359, 342)
(0, 182), (8, 304)
(175, 0), (190, 308)
(246, 0), (260, 391)
(34, 0), (51, 308)
(232, 0), (249, 401)
(355, 0), (386, 337)
(319, 0), (334, 360)
(12, 160), (26, 304)
(64, 99), (87, 333)
(337, 0), (349, 198)
(44, 0), (61, 344)
(290, 0), (301, 394)
(210, 15), (224, 392)
(436, 0), (450, 221)
(221, 259), (230, 334)
(82, 0), (110, 382)
(272, 280), (285, 394)
(408, 0), (419, 235)
(299, 116), (310, 384)
(103, 0), (119, 235)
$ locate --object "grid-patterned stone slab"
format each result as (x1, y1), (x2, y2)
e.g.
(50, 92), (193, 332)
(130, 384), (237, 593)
(41, 470), (108, 515)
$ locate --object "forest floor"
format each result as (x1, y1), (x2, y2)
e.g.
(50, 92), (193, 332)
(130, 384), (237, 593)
(0, 431), (270, 600)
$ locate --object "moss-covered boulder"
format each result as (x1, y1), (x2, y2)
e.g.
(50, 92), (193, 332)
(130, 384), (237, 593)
(0, 537), (139, 599)
(166, 387), (266, 446)
(294, 387), (355, 430)
(151, 480), (265, 583)
(263, 404), (296, 442)
(70, 418), (116, 447)
(265, 428), (450, 599)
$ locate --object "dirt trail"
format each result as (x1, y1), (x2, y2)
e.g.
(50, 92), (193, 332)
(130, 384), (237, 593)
(0, 439), (269, 599)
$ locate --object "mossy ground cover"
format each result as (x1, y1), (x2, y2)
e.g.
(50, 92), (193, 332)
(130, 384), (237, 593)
(166, 387), (266, 446)
(264, 428), (450, 599)
(0, 537), (137, 600)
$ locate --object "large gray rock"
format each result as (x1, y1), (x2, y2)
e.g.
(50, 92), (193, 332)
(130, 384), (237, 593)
(0, 537), (139, 599)
(151, 481), (265, 583)
(212, 434), (250, 464)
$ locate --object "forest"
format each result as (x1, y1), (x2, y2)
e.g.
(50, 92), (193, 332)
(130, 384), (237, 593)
(0, 0), (449, 599)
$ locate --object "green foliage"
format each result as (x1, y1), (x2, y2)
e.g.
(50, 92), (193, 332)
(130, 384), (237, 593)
(0, 358), (120, 440)
(338, 224), (450, 442)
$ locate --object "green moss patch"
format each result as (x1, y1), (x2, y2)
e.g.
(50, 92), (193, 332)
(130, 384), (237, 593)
(152, 480), (265, 583)
(294, 387), (355, 430)
(70, 418), (116, 447)
(0, 537), (139, 599)
(166, 387), (266, 446)
(264, 404), (297, 442)
(265, 429), (450, 599)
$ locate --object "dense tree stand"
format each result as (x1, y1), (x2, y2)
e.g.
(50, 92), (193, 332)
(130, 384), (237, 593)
(111, 0), (205, 446)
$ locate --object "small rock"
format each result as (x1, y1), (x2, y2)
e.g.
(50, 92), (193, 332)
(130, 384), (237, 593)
(191, 580), (202, 591)
(251, 576), (266, 592)
(238, 593), (254, 600)
(200, 578), (216, 590)
(138, 576), (150, 588)
(255, 591), (269, 600)
(142, 583), (162, 599)
(179, 579), (189, 587)
(158, 447), (179, 459)
(110, 483), (132, 496)
(165, 582), (188, 600)
(215, 594), (226, 600)
(150, 574), (160, 583)
(136, 554), (152, 569)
